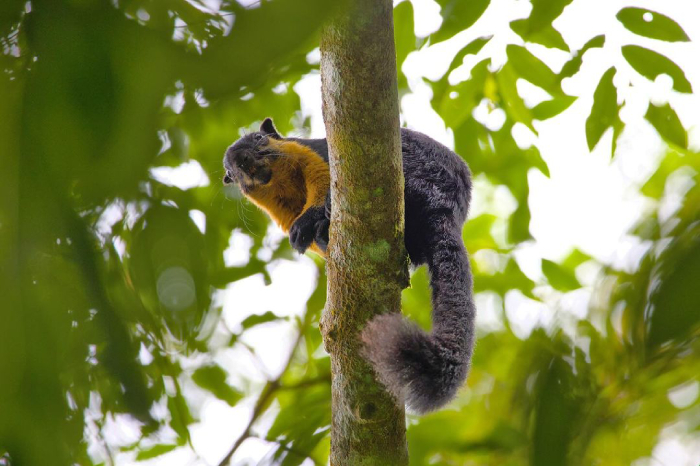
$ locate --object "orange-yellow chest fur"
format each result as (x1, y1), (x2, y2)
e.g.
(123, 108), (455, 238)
(244, 139), (330, 254)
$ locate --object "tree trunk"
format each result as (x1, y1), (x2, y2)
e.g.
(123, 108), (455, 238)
(319, 1), (409, 464)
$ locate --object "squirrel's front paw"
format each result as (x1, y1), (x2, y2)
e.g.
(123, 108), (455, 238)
(314, 217), (330, 252)
(290, 207), (325, 253)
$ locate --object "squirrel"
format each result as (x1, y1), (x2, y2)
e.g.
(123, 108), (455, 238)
(223, 118), (476, 413)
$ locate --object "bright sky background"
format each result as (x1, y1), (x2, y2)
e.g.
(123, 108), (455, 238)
(100, 0), (700, 464)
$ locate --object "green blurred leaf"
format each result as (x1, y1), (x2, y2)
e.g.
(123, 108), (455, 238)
(461, 36), (491, 56)
(640, 150), (695, 199)
(432, 0), (490, 44)
(436, 59), (489, 129)
(394, 1), (415, 71)
(645, 102), (687, 149)
(497, 63), (535, 132)
(617, 8), (689, 42)
(585, 67), (622, 152)
(532, 357), (581, 466)
(191, 0), (348, 97)
(267, 384), (331, 465)
(402, 267), (433, 331)
(559, 35), (605, 80)
(136, 444), (178, 461)
(506, 45), (563, 97)
(241, 311), (286, 330)
(511, 22), (568, 51)
(0, 0), (24, 33)
(510, 0), (574, 51)
(561, 249), (592, 270)
(542, 259), (581, 292)
(192, 365), (243, 407)
(621, 45), (692, 93)
(475, 258), (536, 299)
(167, 393), (194, 444)
(510, 200), (533, 243)
(648, 227), (700, 347)
(395, 0), (418, 94)
(532, 95), (576, 120)
(431, 36), (491, 104)
(128, 205), (209, 344)
(518, 0), (574, 31)
(463, 214), (499, 252)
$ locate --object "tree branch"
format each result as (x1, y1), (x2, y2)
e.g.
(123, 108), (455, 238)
(217, 317), (308, 466)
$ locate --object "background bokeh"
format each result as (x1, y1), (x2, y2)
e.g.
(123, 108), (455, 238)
(1, 0), (699, 464)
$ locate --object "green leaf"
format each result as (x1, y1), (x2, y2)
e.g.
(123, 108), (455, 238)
(645, 102), (687, 149)
(585, 67), (622, 152)
(511, 22), (569, 51)
(532, 357), (581, 466)
(621, 45), (692, 93)
(476, 258), (536, 299)
(561, 249), (592, 270)
(394, 1), (415, 68)
(403, 268), (433, 331)
(463, 214), (499, 252)
(129, 205), (209, 344)
(532, 95), (576, 120)
(436, 59), (489, 129)
(430, 37), (491, 108)
(240, 311), (286, 330)
(461, 36), (492, 56)
(432, 0), (490, 44)
(617, 8), (690, 42)
(194, 0), (348, 96)
(167, 394), (194, 444)
(640, 150), (695, 199)
(510, 0), (574, 51)
(394, 0), (416, 92)
(192, 365), (243, 407)
(559, 35), (605, 80)
(0, 0), (25, 33)
(542, 259), (581, 292)
(136, 444), (178, 461)
(506, 45), (562, 97)
(496, 63), (535, 132)
(649, 227), (700, 347)
(521, 0), (574, 32)
(267, 385), (331, 463)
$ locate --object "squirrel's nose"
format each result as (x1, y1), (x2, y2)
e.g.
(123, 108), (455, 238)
(234, 151), (253, 168)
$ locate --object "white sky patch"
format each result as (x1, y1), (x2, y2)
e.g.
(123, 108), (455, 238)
(505, 290), (554, 339)
(95, 200), (124, 238)
(224, 229), (253, 267)
(667, 381), (700, 409)
(222, 257), (317, 331)
(190, 397), (254, 464)
(189, 209), (206, 233)
(472, 98), (506, 131)
(150, 160), (210, 190)
(475, 292), (505, 333)
(164, 90), (185, 114)
(294, 73), (325, 137)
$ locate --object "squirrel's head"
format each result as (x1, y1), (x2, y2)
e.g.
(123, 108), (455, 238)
(223, 118), (282, 192)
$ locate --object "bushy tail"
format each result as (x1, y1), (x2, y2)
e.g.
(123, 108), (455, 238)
(361, 220), (476, 414)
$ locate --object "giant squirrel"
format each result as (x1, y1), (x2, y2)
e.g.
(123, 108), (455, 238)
(223, 118), (476, 413)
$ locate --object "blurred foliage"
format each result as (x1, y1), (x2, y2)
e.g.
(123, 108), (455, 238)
(1, 0), (699, 465)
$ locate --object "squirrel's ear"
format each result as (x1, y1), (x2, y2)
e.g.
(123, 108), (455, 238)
(260, 117), (281, 138)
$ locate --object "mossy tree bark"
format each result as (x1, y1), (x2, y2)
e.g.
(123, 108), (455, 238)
(319, 0), (409, 464)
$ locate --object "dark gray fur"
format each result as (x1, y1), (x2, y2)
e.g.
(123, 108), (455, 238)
(225, 119), (476, 413)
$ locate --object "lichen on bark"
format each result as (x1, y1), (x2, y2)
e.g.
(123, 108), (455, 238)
(319, 0), (409, 464)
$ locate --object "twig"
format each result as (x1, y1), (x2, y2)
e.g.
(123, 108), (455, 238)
(217, 322), (307, 466)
